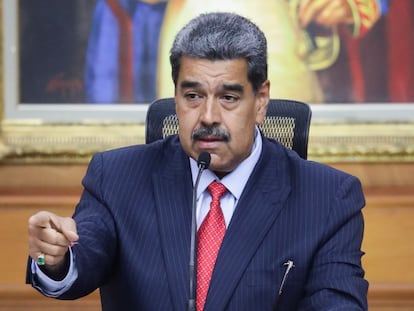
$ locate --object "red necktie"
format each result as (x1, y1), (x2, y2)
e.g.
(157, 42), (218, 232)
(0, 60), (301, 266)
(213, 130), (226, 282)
(196, 181), (227, 311)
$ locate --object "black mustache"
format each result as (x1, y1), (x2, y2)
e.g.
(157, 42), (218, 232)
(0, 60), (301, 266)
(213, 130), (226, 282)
(192, 126), (231, 141)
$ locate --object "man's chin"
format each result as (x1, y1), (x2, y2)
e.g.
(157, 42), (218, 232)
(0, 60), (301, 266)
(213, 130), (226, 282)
(208, 159), (234, 178)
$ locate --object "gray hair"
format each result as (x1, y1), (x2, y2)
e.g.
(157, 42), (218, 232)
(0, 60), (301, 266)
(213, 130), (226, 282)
(170, 12), (268, 93)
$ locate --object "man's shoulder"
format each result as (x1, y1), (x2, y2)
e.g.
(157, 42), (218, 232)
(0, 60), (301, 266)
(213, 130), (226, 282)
(88, 136), (183, 172)
(263, 137), (357, 181)
(100, 135), (180, 159)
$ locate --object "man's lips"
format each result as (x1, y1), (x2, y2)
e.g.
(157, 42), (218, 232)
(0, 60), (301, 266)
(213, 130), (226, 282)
(197, 135), (223, 142)
(195, 136), (224, 148)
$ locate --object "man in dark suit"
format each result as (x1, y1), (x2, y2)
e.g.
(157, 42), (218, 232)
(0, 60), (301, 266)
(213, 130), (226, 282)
(27, 12), (368, 310)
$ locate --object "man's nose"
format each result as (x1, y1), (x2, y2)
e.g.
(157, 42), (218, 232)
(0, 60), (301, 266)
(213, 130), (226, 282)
(199, 98), (221, 125)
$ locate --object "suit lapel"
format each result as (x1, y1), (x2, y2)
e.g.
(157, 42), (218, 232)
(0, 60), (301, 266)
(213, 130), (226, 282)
(205, 139), (292, 310)
(152, 141), (193, 310)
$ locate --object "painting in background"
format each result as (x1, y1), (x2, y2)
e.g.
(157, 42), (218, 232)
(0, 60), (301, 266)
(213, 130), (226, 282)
(19, 0), (96, 103)
(18, 0), (414, 105)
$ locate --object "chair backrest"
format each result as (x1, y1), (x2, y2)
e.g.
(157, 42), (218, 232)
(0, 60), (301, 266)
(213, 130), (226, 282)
(145, 98), (312, 159)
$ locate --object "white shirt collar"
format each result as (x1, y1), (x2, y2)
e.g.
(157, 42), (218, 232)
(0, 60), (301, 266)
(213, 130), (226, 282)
(190, 126), (263, 199)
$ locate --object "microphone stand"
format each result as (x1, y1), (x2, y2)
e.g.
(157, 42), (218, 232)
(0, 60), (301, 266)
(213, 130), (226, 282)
(187, 152), (210, 311)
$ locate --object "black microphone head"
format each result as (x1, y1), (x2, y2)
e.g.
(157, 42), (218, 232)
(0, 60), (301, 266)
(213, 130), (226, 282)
(197, 152), (211, 170)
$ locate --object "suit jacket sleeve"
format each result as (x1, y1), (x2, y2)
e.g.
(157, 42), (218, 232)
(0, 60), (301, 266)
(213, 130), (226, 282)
(297, 174), (368, 310)
(25, 151), (118, 299)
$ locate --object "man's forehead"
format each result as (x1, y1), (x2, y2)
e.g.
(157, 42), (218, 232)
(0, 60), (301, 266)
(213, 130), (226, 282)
(177, 57), (249, 84)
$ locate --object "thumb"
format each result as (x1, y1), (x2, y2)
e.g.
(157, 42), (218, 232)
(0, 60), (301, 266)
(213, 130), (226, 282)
(49, 215), (79, 243)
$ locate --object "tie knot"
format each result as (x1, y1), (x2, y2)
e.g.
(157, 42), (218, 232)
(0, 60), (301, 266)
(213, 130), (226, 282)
(208, 181), (227, 201)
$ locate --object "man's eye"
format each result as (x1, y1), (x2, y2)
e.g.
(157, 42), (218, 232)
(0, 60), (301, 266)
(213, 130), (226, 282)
(186, 93), (200, 100)
(222, 95), (238, 102)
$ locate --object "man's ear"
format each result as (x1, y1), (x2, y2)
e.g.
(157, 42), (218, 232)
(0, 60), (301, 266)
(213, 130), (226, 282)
(255, 80), (270, 124)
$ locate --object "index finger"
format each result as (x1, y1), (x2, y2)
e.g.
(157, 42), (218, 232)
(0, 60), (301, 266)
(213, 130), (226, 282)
(28, 211), (79, 243)
(28, 211), (57, 230)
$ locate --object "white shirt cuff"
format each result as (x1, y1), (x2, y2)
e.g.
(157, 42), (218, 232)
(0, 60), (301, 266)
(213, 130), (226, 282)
(30, 247), (78, 297)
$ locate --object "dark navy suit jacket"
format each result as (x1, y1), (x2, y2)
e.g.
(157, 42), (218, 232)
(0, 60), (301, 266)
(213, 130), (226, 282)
(27, 135), (368, 310)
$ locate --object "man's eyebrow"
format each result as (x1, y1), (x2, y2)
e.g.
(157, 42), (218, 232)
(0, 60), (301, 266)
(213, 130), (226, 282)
(180, 80), (201, 89)
(221, 83), (244, 93)
(179, 81), (245, 93)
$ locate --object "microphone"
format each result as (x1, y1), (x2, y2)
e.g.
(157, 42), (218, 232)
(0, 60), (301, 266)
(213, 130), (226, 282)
(187, 152), (211, 311)
(197, 152), (211, 170)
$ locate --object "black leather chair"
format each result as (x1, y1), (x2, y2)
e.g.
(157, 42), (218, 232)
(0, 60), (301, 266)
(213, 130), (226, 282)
(145, 98), (312, 159)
